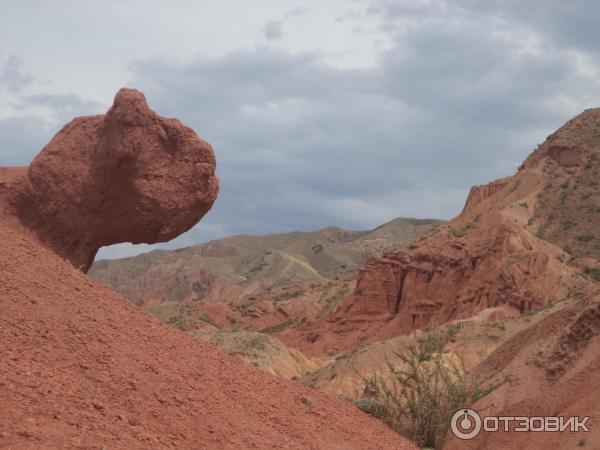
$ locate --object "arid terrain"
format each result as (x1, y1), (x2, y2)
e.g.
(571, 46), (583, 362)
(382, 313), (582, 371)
(91, 106), (600, 449)
(295, 108), (600, 449)
(2, 88), (600, 450)
(90, 218), (442, 334)
(3, 1), (599, 448)
(0, 89), (416, 449)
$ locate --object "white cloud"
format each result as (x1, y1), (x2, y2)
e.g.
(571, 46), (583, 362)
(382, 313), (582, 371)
(1, 1), (600, 260)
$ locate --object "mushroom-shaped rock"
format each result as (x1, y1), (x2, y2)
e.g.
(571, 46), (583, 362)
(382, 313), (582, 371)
(13, 88), (218, 271)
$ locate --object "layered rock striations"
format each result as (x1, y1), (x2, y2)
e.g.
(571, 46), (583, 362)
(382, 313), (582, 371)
(281, 109), (600, 356)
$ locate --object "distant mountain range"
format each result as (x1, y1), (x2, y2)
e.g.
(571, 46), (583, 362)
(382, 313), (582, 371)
(90, 217), (444, 305)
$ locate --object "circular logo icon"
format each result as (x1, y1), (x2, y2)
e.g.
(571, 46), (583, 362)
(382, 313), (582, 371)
(450, 408), (482, 440)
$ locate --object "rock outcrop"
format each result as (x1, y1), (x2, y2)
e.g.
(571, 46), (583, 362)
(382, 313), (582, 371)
(0, 89), (415, 449)
(5, 88), (218, 271)
(460, 177), (511, 215)
(280, 109), (600, 356)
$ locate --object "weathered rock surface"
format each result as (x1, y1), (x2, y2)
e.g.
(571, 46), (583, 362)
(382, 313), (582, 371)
(0, 89), (415, 449)
(88, 217), (439, 336)
(461, 177), (511, 215)
(444, 295), (600, 450)
(281, 109), (600, 356)
(6, 88), (218, 271)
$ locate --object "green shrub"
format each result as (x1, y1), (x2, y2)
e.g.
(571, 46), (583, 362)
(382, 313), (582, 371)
(449, 227), (466, 238)
(355, 398), (387, 418)
(576, 235), (595, 243)
(148, 304), (178, 322)
(191, 281), (207, 299)
(356, 329), (501, 449)
(583, 267), (600, 282)
(165, 276), (189, 302)
(274, 290), (305, 302)
(259, 319), (295, 334)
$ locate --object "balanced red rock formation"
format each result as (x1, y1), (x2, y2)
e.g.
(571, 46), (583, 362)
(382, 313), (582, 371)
(0, 89), (415, 449)
(281, 109), (600, 356)
(5, 88), (218, 272)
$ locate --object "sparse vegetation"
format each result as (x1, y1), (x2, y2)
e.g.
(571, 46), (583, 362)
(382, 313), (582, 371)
(274, 289), (305, 302)
(356, 328), (501, 449)
(165, 275), (189, 302)
(191, 281), (207, 299)
(576, 234), (595, 243)
(300, 396), (312, 407)
(492, 321), (506, 331)
(519, 308), (537, 321)
(317, 284), (352, 319)
(449, 227), (466, 238)
(148, 304), (178, 322)
(260, 319), (295, 334)
(163, 301), (217, 331)
(583, 267), (600, 282)
(504, 253), (529, 266)
(235, 297), (260, 317)
(449, 219), (480, 239)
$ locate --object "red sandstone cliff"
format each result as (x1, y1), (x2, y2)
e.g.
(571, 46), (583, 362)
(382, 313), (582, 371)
(460, 176), (511, 215)
(280, 109), (600, 356)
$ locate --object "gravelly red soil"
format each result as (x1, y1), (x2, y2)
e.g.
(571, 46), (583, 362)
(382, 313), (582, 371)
(0, 219), (415, 449)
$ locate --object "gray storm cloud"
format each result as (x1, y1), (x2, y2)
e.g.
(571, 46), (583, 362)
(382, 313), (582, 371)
(1, 1), (599, 259)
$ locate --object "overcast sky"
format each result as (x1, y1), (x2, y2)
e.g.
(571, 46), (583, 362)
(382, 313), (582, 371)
(1, 1), (600, 260)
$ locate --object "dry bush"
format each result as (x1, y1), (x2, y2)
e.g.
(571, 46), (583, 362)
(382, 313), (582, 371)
(357, 327), (501, 449)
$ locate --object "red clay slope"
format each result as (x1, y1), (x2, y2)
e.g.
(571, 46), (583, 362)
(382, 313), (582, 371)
(0, 89), (415, 449)
(0, 221), (415, 449)
(444, 295), (600, 449)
